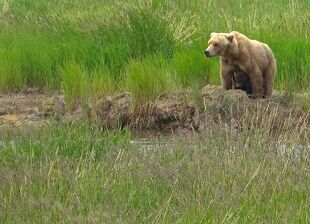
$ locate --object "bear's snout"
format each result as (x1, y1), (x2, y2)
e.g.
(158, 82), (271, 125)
(204, 50), (211, 57)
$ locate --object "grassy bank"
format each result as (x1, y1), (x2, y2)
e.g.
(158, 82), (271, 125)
(0, 0), (309, 103)
(0, 122), (309, 223)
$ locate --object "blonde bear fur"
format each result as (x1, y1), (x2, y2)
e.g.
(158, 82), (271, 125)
(204, 31), (276, 98)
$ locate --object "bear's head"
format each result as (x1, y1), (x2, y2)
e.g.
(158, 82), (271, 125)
(204, 32), (237, 57)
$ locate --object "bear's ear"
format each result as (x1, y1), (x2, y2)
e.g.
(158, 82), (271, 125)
(226, 33), (234, 43)
(210, 32), (217, 38)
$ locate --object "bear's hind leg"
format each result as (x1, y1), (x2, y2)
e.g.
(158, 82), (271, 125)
(263, 60), (276, 97)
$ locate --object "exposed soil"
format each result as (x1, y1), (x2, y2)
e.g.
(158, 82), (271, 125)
(0, 89), (65, 128)
(94, 86), (309, 135)
(1, 86), (309, 135)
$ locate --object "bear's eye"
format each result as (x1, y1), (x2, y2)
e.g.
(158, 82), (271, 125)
(214, 43), (219, 47)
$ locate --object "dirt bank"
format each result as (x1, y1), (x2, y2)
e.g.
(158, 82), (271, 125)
(94, 85), (309, 134)
(1, 86), (309, 134)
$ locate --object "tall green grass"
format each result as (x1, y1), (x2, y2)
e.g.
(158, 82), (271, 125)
(124, 56), (177, 104)
(0, 0), (309, 103)
(0, 32), (60, 91)
(59, 61), (88, 110)
(0, 122), (309, 223)
(172, 49), (211, 88)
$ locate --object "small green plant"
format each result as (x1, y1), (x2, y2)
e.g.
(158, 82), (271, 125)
(89, 68), (115, 103)
(124, 56), (177, 104)
(0, 48), (23, 92)
(59, 61), (88, 110)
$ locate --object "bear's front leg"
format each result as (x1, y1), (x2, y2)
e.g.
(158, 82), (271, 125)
(221, 67), (233, 90)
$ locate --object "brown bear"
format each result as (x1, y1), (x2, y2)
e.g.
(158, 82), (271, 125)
(204, 31), (276, 98)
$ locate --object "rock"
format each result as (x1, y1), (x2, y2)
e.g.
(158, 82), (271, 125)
(201, 85), (249, 120)
(202, 85), (248, 102)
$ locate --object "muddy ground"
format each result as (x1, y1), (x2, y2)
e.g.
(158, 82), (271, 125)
(0, 86), (309, 134)
(0, 91), (62, 128)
